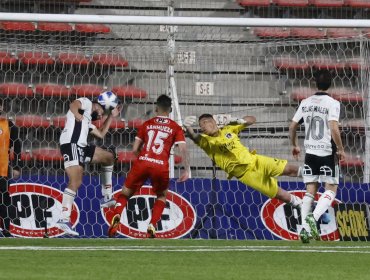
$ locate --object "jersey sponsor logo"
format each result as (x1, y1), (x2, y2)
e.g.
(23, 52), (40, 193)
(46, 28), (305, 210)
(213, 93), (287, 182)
(155, 117), (170, 124)
(8, 183), (80, 238)
(102, 186), (196, 239)
(261, 190), (340, 241)
(225, 133), (232, 139)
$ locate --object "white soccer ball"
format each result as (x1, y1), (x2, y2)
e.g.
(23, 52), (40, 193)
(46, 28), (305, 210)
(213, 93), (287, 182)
(97, 91), (119, 111)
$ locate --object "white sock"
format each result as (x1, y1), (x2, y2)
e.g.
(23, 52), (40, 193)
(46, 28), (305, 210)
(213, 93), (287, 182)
(313, 190), (336, 221)
(289, 194), (302, 208)
(301, 193), (314, 230)
(61, 188), (76, 222)
(101, 165), (113, 201)
(297, 166), (303, 177)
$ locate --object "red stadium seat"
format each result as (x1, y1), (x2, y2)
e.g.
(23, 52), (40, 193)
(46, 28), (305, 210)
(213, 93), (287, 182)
(117, 151), (137, 163)
(15, 115), (50, 128)
(70, 84), (104, 97)
(310, 0), (344, 7)
(252, 27), (290, 38)
(273, 0), (309, 6)
(92, 118), (126, 129)
(339, 156), (364, 167)
(0, 51), (17, 65)
(51, 116), (66, 128)
(35, 84), (70, 97)
(9, 151), (32, 161)
(92, 54), (128, 67)
(0, 21), (36, 32)
(291, 87), (314, 101)
(111, 86), (148, 99)
(0, 83), (33, 97)
(310, 57), (346, 70)
(32, 148), (63, 162)
(291, 87), (363, 103)
(345, 0), (370, 7)
(127, 119), (145, 129)
(326, 28), (361, 38)
(341, 119), (365, 134)
(18, 52), (55, 65)
(37, 22), (73, 32)
(237, 0), (271, 6)
(346, 58), (369, 71)
(290, 28), (326, 39)
(74, 24), (111, 34)
(273, 56), (309, 70)
(57, 53), (91, 66)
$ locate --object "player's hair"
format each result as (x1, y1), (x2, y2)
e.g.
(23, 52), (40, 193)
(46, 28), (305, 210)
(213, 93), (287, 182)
(156, 94), (172, 112)
(198, 113), (214, 122)
(314, 69), (332, 91)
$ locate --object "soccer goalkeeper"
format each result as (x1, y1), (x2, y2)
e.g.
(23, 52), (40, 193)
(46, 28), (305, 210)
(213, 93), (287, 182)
(183, 114), (302, 208)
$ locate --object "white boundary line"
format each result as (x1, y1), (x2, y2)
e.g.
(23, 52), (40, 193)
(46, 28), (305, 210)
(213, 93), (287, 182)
(1, 245), (370, 253)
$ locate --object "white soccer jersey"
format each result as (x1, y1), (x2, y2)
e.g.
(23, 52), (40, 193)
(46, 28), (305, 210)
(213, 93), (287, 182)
(292, 92), (340, 156)
(59, 97), (96, 147)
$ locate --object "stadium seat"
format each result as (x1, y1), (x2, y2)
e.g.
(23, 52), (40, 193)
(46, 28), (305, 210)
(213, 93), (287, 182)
(18, 52), (55, 65)
(0, 83), (33, 97)
(291, 87), (363, 103)
(237, 0), (271, 6)
(117, 151), (137, 163)
(9, 151), (32, 161)
(37, 22), (73, 32)
(252, 27), (290, 38)
(32, 148), (63, 162)
(345, 0), (370, 7)
(310, 57), (346, 70)
(15, 115), (50, 128)
(346, 58), (368, 71)
(341, 119), (365, 134)
(273, 56), (309, 70)
(273, 0), (309, 7)
(0, 21), (36, 32)
(92, 54), (129, 67)
(0, 51), (17, 65)
(51, 116), (66, 128)
(70, 84), (104, 97)
(339, 156), (364, 167)
(326, 28), (361, 38)
(127, 119), (145, 129)
(290, 28), (326, 39)
(111, 86), (148, 99)
(310, 0), (344, 7)
(92, 118), (126, 129)
(74, 24), (111, 34)
(57, 53), (91, 66)
(35, 84), (70, 97)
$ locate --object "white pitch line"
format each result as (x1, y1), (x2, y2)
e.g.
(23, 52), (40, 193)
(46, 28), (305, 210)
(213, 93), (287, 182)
(0, 246), (370, 254)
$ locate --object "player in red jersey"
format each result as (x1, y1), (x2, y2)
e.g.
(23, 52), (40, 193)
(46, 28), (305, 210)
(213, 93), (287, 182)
(108, 94), (190, 238)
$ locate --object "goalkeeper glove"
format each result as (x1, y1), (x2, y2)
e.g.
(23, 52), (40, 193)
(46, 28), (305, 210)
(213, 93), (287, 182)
(227, 117), (246, 125)
(183, 116), (197, 127)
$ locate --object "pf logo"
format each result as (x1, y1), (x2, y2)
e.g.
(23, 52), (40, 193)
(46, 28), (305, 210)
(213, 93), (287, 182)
(8, 183), (80, 238)
(261, 190), (340, 241)
(102, 186), (196, 238)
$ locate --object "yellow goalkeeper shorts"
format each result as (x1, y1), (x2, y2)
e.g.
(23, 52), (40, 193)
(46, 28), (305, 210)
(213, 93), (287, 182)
(237, 154), (287, 198)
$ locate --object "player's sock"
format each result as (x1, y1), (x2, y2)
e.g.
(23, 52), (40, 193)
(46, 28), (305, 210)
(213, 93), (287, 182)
(313, 190), (336, 221)
(289, 194), (302, 209)
(150, 200), (166, 226)
(101, 165), (113, 201)
(61, 188), (76, 222)
(301, 193), (314, 230)
(113, 193), (128, 215)
(297, 166), (303, 177)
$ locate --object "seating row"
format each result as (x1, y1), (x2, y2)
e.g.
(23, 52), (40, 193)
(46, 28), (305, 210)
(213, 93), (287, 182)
(239, 0), (370, 8)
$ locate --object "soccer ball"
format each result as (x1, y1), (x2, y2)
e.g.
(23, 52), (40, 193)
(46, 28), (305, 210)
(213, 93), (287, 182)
(97, 91), (119, 111)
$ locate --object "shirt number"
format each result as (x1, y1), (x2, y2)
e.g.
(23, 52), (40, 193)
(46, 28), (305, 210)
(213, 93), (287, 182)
(305, 116), (325, 141)
(146, 130), (169, 155)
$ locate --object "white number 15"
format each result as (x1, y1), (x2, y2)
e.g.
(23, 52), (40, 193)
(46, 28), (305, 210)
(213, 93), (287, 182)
(146, 130), (169, 154)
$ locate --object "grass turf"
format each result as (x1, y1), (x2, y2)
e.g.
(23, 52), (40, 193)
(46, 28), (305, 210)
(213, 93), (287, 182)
(0, 239), (369, 280)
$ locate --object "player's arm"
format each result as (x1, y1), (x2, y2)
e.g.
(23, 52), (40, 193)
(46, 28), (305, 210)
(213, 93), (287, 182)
(329, 120), (346, 161)
(183, 116), (201, 144)
(69, 100), (83, 122)
(227, 115), (256, 126)
(132, 137), (144, 156)
(90, 105), (122, 139)
(289, 120), (301, 160)
(177, 142), (191, 182)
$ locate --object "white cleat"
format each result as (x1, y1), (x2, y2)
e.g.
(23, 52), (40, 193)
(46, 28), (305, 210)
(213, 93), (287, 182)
(100, 197), (116, 208)
(56, 220), (79, 236)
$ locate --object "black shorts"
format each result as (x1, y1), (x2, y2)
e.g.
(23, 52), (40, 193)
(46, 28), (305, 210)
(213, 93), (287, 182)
(303, 153), (339, 184)
(60, 143), (96, 168)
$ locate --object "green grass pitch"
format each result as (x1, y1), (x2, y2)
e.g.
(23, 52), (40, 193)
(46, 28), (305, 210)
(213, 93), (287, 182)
(0, 239), (369, 280)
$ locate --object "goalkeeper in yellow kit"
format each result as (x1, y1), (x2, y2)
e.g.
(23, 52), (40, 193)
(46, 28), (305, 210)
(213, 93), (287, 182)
(184, 114), (302, 207)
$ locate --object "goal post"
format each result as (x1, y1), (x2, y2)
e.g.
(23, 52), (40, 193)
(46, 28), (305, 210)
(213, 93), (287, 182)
(0, 12), (369, 240)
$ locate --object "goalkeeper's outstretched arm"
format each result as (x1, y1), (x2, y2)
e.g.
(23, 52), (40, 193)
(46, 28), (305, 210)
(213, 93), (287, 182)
(183, 116), (200, 143)
(227, 115), (256, 126)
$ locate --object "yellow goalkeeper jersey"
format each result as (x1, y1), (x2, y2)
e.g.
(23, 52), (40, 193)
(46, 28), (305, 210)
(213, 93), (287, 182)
(197, 124), (252, 178)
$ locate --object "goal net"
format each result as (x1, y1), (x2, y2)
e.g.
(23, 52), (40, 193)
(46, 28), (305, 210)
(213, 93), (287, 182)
(0, 2), (369, 241)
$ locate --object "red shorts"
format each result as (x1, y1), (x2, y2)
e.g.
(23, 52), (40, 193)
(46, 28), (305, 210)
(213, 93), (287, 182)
(125, 160), (169, 193)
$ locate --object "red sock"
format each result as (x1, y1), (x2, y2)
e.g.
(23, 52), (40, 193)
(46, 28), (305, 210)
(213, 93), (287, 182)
(114, 194), (128, 216)
(150, 200), (166, 227)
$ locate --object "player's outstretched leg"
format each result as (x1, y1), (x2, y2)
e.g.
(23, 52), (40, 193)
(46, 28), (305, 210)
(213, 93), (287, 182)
(305, 214), (320, 241)
(147, 223), (156, 238)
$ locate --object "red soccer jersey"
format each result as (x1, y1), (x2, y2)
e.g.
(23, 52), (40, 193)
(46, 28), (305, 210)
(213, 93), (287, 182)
(135, 116), (185, 168)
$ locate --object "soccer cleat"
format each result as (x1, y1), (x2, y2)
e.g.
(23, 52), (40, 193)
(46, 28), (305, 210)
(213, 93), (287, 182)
(299, 228), (310, 244)
(100, 197), (116, 208)
(305, 214), (320, 241)
(55, 220), (79, 236)
(147, 223), (156, 238)
(108, 214), (121, 238)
